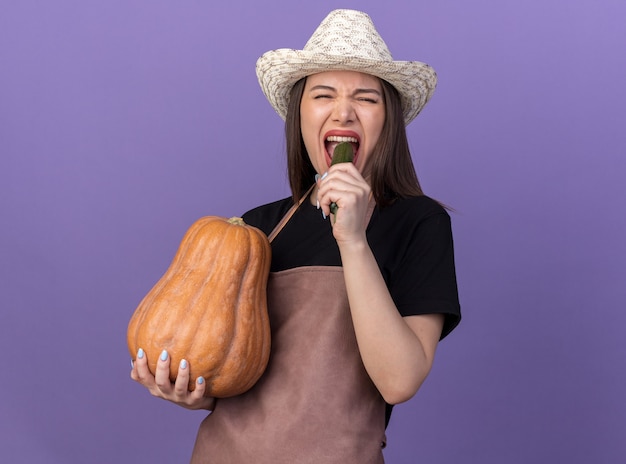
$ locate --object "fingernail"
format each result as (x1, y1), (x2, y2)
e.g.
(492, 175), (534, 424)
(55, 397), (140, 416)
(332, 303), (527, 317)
(130, 359), (134, 369)
(316, 198), (320, 209)
(137, 348), (144, 359)
(321, 172), (328, 180)
(180, 359), (188, 369)
(197, 376), (205, 385)
(322, 211), (327, 220)
(315, 173), (320, 182)
(160, 350), (168, 361)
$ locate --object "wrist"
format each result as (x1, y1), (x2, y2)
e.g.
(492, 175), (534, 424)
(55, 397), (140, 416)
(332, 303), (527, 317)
(337, 235), (369, 259)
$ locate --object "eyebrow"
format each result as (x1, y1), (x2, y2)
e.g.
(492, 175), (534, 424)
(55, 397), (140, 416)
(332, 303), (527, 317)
(308, 85), (382, 96)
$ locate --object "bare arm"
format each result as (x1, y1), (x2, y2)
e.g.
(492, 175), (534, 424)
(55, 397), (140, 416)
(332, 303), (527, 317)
(339, 237), (444, 404)
(317, 164), (444, 404)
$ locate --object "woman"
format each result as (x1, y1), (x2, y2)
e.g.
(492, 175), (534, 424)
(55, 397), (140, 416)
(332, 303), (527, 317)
(131, 9), (461, 463)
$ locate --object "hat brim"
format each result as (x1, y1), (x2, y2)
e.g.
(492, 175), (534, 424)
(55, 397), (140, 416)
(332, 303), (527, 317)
(256, 48), (437, 125)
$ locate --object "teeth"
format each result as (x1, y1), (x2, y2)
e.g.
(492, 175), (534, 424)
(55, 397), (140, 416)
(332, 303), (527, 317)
(326, 136), (358, 143)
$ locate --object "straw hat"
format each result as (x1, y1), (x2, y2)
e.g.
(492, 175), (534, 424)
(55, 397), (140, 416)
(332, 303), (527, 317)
(256, 9), (437, 126)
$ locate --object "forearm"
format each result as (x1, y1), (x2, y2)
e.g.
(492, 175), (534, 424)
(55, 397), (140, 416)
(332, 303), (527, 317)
(339, 238), (439, 404)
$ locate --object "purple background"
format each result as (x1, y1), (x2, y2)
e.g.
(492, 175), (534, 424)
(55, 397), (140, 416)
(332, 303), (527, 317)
(1, 1), (625, 463)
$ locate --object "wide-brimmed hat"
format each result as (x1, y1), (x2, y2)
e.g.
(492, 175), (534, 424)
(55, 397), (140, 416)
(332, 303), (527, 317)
(256, 9), (437, 126)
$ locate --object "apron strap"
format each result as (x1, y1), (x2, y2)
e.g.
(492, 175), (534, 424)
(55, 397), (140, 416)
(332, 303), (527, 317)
(268, 184), (315, 243)
(268, 184), (376, 244)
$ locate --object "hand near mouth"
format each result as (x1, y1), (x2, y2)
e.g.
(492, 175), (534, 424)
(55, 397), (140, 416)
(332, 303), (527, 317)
(316, 160), (372, 245)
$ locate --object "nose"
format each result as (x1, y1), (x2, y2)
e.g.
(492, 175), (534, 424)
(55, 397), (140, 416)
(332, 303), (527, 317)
(331, 98), (355, 124)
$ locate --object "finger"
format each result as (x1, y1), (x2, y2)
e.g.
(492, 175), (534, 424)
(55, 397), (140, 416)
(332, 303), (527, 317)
(317, 175), (343, 214)
(191, 376), (207, 400)
(173, 359), (191, 396)
(154, 350), (173, 392)
(328, 163), (362, 178)
(188, 377), (217, 411)
(319, 170), (362, 200)
(133, 348), (154, 384)
(130, 358), (138, 381)
(327, 161), (363, 185)
(321, 184), (358, 217)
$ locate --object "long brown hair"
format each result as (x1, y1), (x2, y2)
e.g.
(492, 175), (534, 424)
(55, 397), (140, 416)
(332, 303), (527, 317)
(285, 77), (424, 208)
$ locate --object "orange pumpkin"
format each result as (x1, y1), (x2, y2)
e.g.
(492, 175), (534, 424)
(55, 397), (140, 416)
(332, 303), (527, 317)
(127, 216), (272, 398)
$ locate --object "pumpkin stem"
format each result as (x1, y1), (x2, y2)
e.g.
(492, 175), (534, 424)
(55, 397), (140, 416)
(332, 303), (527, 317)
(227, 217), (246, 226)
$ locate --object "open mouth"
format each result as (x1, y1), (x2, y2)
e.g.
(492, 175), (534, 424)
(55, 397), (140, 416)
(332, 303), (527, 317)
(325, 135), (359, 165)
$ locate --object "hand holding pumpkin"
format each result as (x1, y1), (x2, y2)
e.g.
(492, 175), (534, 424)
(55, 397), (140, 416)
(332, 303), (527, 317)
(131, 348), (216, 410)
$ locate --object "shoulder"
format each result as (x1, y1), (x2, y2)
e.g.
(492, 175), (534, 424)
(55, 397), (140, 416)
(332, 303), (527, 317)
(368, 195), (455, 272)
(375, 195), (451, 229)
(242, 197), (293, 236)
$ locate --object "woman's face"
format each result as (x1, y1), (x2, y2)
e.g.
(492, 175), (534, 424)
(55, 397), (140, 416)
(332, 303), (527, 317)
(300, 70), (385, 176)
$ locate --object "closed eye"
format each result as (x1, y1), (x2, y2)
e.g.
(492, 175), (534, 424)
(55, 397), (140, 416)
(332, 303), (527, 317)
(354, 89), (381, 104)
